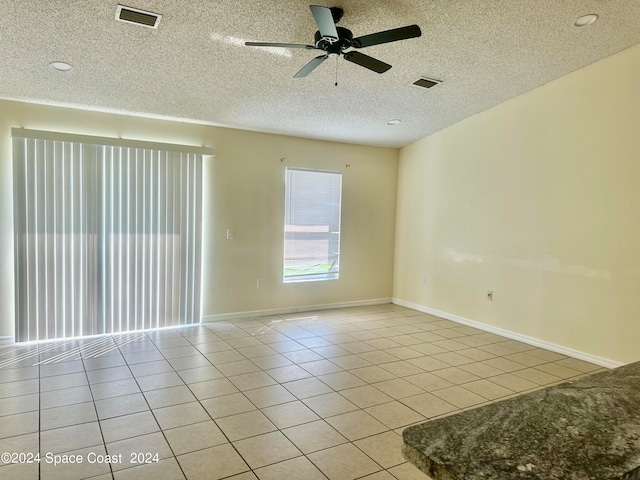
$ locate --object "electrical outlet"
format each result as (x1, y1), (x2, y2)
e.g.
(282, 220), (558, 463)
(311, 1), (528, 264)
(256, 279), (261, 288)
(421, 276), (427, 285)
(487, 290), (493, 301)
(226, 228), (233, 239)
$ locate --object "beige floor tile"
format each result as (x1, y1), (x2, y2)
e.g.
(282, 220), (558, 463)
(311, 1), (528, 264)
(226, 337), (263, 349)
(410, 343), (448, 356)
(95, 392), (149, 420)
(339, 385), (393, 408)
(40, 444), (111, 480)
(381, 347), (423, 361)
(457, 347), (497, 361)
(225, 472), (259, 480)
(325, 409), (387, 441)
(177, 443), (249, 480)
(482, 357), (527, 373)
(204, 350), (247, 365)
(311, 344), (352, 358)
(512, 368), (561, 386)
(265, 365), (311, 383)
(477, 344), (518, 357)
(431, 367), (480, 385)
(40, 385), (94, 409)
(40, 421), (103, 454)
(503, 352), (549, 367)
(100, 410), (160, 443)
(123, 350), (165, 364)
(365, 401), (425, 429)
(282, 377), (333, 399)
(233, 431), (302, 469)
(388, 462), (434, 480)
(90, 378), (142, 401)
(299, 359), (344, 376)
(201, 392), (256, 418)
(458, 362), (504, 378)
(360, 471), (396, 480)
(350, 366), (397, 383)
(114, 457), (186, 480)
(137, 371), (185, 392)
(261, 400), (320, 428)
(254, 455), (327, 480)
(281, 419), (348, 454)
(431, 385), (486, 408)
(216, 359), (260, 377)
(329, 354), (373, 370)
(372, 378), (425, 399)
(0, 432), (38, 455)
(40, 400), (98, 431)
(269, 340), (306, 353)
(403, 372), (454, 392)
(244, 384), (297, 408)
(303, 392), (359, 417)
(107, 432), (173, 472)
(0, 378), (38, 398)
(151, 395), (207, 426)
(229, 371), (278, 391)
(128, 360), (173, 377)
(0, 393), (39, 417)
(430, 351), (475, 367)
(283, 349), (325, 364)
(189, 378), (239, 400)
(164, 420), (227, 455)
(237, 344), (278, 359)
(379, 361), (425, 377)
(354, 431), (405, 469)
(318, 371), (366, 391)
(0, 410), (39, 440)
(489, 373), (539, 392)
(340, 341), (379, 354)
(177, 365), (224, 384)
(463, 379), (514, 400)
(308, 443), (382, 480)
(526, 348), (567, 362)
(86, 365), (133, 384)
(356, 350), (400, 365)
(535, 362), (583, 379)
(217, 410), (277, 441)
(0, 461), (39, 480)
(250, 354), (294, 370)
(400, 392), (459, 418)
(143, 385), (197, 409)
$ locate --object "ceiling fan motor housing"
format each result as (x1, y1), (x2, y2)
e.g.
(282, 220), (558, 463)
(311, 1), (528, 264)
(315, 26), (353, 54)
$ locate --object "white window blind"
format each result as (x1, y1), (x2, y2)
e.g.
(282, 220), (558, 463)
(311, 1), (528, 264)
(284, 168), (342, 283)
(12, 129), (210, 342)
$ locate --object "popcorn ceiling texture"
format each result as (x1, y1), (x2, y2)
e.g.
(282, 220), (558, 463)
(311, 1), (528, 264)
(0, 0), (639, 147)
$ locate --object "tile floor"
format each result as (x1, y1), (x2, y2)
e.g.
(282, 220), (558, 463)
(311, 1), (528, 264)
(0, 304), (604, 480)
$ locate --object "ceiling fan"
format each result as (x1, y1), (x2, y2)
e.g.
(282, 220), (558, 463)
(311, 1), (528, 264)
(245, 5), (421, 78)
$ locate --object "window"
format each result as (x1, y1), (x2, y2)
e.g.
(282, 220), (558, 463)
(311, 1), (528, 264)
(284, 168), (342, 283)
(12, 129), (211, 341)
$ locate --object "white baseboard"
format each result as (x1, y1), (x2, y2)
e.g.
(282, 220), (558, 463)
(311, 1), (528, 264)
(392, 298), (622, 369)
(201, 298), (392, 323)
(0, 336), (14, 345)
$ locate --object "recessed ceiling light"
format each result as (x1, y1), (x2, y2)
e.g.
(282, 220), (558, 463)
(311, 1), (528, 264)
(387, 119), (401, 126)
(574, 14), (598, 27)
(49, 61), (73, 72)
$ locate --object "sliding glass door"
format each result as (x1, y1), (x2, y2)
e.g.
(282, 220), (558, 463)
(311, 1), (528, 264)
(12, 130), (205, 342)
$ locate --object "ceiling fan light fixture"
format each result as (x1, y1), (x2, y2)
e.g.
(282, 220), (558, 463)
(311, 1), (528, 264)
(49, 61), (73, 72)
(573, 14), (598, 27)
(387, 119), (401, 126)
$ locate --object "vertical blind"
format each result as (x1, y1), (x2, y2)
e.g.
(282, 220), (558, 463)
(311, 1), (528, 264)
(284, 167), (342, 283)
(12, 129), (209, 342)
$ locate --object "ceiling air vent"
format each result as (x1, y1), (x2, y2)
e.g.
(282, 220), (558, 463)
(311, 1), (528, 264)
(115, 5), (162, 29)
(413, 77), (441, 89)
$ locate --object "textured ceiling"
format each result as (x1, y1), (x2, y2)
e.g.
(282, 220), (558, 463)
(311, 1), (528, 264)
(0, 1), (639, 148)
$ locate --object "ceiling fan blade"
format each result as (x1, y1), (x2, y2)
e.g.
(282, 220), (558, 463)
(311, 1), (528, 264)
(245, 42), (316, 49)
(352, 25), (421, 49)
(310, 5), (339, 41)
(293, 55), (328, 78)
(343, 51), (391, 74)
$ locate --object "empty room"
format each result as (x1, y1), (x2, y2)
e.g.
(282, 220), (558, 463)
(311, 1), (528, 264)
(1, 1), (639, 480)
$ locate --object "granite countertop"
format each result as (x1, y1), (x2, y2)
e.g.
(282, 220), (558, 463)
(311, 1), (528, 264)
(403, 361), (640, 480)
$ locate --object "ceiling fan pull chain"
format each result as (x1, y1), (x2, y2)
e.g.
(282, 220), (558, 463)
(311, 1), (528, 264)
(335, 57), (338, 86)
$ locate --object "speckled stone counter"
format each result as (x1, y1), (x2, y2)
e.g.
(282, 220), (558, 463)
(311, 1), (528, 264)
(402, 361), (640, 480)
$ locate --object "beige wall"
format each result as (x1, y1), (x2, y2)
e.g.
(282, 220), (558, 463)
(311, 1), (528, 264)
(394, 44), (640, 364)
(0, 100), (398, 337)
